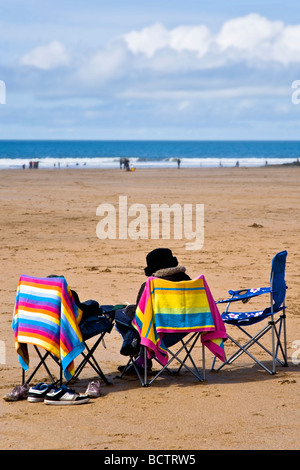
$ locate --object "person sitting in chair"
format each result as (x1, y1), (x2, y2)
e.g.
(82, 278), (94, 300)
(115, 248), (191, 371)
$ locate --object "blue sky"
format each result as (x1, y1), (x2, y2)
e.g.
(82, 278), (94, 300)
(1, 0), (300, 140)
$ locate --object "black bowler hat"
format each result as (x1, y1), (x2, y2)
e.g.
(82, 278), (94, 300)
(144, 248), (178, 276)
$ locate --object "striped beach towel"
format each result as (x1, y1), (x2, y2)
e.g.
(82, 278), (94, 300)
(12, 275), (85, 381)
(133, 275), (227, 365)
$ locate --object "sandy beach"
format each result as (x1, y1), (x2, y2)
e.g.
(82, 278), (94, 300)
(0, 165), (299, 451)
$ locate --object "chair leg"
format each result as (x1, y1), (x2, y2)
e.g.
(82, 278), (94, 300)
(117, 353), (148, 387)
(117, 357), (133, 379)
(211, 355), (217, 371)
(22, 347), (61, 385)
(120, 334), (205, 386)
(273, 315), (288, 368)
(271, 317), (276, 374)
(71, 338), (111, 385)
(143, 346), (148, 386)
(283, 315), (288, 366)
(59, 362), (63, 386)
(147, 333), (205, 386)
(202, 343), (206, 381)
(280, 311), (288, 367)
(271, 314), (288, 373)
(213, 316), (288, 375)
(229, 324), (272, 363)
(215, 332), (275, 374)
(176, 333), (200, 375)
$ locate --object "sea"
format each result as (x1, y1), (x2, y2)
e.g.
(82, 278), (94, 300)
(0, 140), (299, 170)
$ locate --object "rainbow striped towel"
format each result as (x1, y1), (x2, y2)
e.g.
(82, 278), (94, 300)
(12, 275), (84, 381)
(133, 275), (227, 365)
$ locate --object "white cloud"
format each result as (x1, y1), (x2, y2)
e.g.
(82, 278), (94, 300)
(214, 14), (300, 66)
(13, 13), (300, 108)
(272, 24), (300, 65)
(76, 42), (129, 83)
(124, 23), (169, 58)
(124, 22), (212, 59)
(17, 14), (300, 85)
(169, 25), (212, 58)
(20, 40), (70, 70)
(122, 14), (300, 67)
(215, 14), (283, 53)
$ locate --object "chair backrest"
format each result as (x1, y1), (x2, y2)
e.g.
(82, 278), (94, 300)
(133, 275), (227, 364)
(149, 277), (215, 333)
(270, 250), (287, 310)
(13, 274), (84, 381)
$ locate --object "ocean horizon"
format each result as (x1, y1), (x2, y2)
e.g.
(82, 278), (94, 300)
(0, 139), (299, 170)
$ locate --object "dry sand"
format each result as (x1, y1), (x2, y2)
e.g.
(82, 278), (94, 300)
(0, 166), (299, 450)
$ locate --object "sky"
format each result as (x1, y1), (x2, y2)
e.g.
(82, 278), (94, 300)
(0, 0), (300, 140)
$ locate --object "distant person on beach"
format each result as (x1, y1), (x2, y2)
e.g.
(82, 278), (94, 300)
(115, 248), (191, 371)
(177, 158), (181, 169)
(124, 158), (130, 171)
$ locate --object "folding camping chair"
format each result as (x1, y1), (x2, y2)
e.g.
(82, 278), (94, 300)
(12, 275), (116, 386)
(211, 250), (288, 375)
(119, 275), (227, 387)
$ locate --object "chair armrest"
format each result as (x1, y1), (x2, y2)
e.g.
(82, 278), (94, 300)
(217, 287), (271, 304)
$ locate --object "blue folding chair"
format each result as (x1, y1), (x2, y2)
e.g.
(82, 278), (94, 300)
(212, 251), (288, 374)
